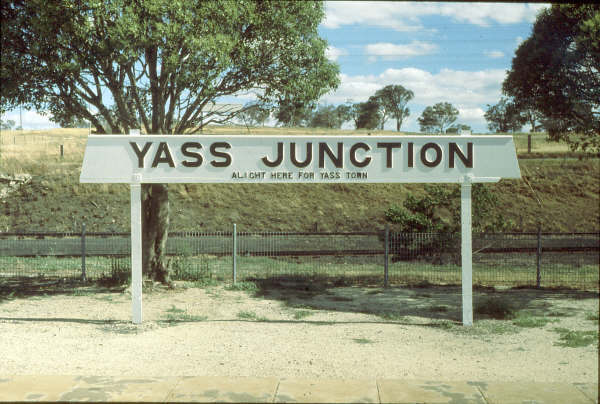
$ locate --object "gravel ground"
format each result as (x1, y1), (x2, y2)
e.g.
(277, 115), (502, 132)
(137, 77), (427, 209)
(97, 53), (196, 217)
(0, 282), (597, 382)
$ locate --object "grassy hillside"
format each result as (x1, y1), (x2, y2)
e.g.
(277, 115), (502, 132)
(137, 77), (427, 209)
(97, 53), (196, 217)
(1, 128), (598, 233)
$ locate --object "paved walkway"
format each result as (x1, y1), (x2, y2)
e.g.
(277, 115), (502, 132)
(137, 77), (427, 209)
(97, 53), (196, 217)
(0, 376), (597, 403)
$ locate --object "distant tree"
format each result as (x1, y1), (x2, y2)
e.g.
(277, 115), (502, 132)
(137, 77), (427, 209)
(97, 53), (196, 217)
(334, 103), (353, 127)
(275, 97), (315, 127)
(356, 100), (381, 129)
(0, 119), (15, 129)
(349, 103), (362, 129)
(373, 85), (413, 131)
(308, 104), (351, 128)
(418, 102), (458, 133)
(446, 124), (471, 134)
(240, 102), (270, 127)
(484, 98), (525, 133)
(502, 4), (600, 151)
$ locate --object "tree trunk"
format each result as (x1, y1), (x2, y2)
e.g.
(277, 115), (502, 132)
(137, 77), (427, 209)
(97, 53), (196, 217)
(141, 183), (171, 284)
(396, 119), (401, 132)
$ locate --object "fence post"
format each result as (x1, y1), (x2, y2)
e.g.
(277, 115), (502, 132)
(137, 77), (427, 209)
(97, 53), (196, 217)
(527, 134), (532, 154)
(232, 223), (237, 284)
(60, 144), (64, 158)
(384, 224), (389, 288)
(536, 226), (542, 288)
(81, 223), (87, 282)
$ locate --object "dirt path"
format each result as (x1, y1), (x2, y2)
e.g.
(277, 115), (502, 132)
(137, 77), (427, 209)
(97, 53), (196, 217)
(0, 282), (597, 382)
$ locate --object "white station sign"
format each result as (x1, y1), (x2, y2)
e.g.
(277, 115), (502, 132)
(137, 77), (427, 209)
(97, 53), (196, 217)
(80, 135), (520, 184)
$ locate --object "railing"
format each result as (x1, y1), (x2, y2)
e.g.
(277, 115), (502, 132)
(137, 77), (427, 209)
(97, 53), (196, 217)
(0, 228), (598, 290)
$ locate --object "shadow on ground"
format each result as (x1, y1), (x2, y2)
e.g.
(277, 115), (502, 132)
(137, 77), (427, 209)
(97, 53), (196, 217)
(248, 277), (599, 323)
(0, 277), (126, 302)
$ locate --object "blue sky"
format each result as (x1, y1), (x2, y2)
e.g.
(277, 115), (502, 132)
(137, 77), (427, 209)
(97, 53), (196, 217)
(2, 1), (548, 133)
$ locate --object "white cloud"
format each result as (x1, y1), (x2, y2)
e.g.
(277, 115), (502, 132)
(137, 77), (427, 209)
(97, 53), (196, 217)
(325, 46), (348, 61)
(484, 50), (505, 59)
(323, 2), (549, 31)
(365, 41), (438, 61)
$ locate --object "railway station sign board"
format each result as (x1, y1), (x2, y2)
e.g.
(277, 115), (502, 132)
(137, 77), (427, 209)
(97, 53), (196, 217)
(80, 134), (521, 326)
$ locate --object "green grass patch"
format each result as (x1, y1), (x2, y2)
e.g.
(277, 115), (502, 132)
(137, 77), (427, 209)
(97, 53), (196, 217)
(293, 310), (313, 320)
(512, 313), (558, 328)
(552, 327), (599, 348)
(166, 305), (186, 314)
(376, 311), (408, 322)
(226, 281), (259, 292)
(237, 310), (267, 321)
(584, 311), (598, 323)
(353, 338), (375, 344)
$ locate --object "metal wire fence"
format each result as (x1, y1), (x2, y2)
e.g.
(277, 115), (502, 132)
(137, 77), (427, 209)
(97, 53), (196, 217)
(0, 229), (598, 290)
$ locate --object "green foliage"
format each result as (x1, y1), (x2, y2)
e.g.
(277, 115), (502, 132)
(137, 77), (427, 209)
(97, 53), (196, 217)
(372, 85), (414, 131)
(418, 102), (459, 133)
(239, 103), (271, 127)
(353, 338), (375, 344)
(293, 310), (313, 320)
(385, 184), (512, 233)
(355, 100), (381, 129)
(552, 327), (599, 348)
(484, 98), (525, 133)
(236, 310), (267, 321)
(512, 313), (557, 328)
(308, 104), (349, 129)
(445, 124), (471, 134)
(1, 0), (339, 134)
(0, 119), (15, 129)
(226, 281), (259, 292)
(503, 5), (600, 152)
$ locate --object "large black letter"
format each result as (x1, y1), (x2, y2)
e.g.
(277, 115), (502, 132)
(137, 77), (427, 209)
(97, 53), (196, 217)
(210, 142), (232, 167)
(130, 142), (152, 168)
(262, 142), (284, 167)
(290, 142), (312, 168)
(181, 142), (203, 167)
(151, 142), (175, 167)
(318, 142), (343, 168)
(376, 142), (401, 168)
(350, 143), (371, 167)
(449, 142), (473, 168)
(420, 143), (442, 167)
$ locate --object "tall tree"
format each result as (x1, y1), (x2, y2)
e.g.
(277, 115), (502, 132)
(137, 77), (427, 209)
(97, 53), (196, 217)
(418, 102), (458, 133)
(355, 100), (381, 130)
(484, 98), (525, 133)
(503, 4), (600, 151)
(373, 85), (413, 132)
(1, 0), (339, 283)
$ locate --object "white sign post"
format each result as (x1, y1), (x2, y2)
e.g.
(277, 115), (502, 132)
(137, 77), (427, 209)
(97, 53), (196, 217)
(80, 134), (520, 325)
